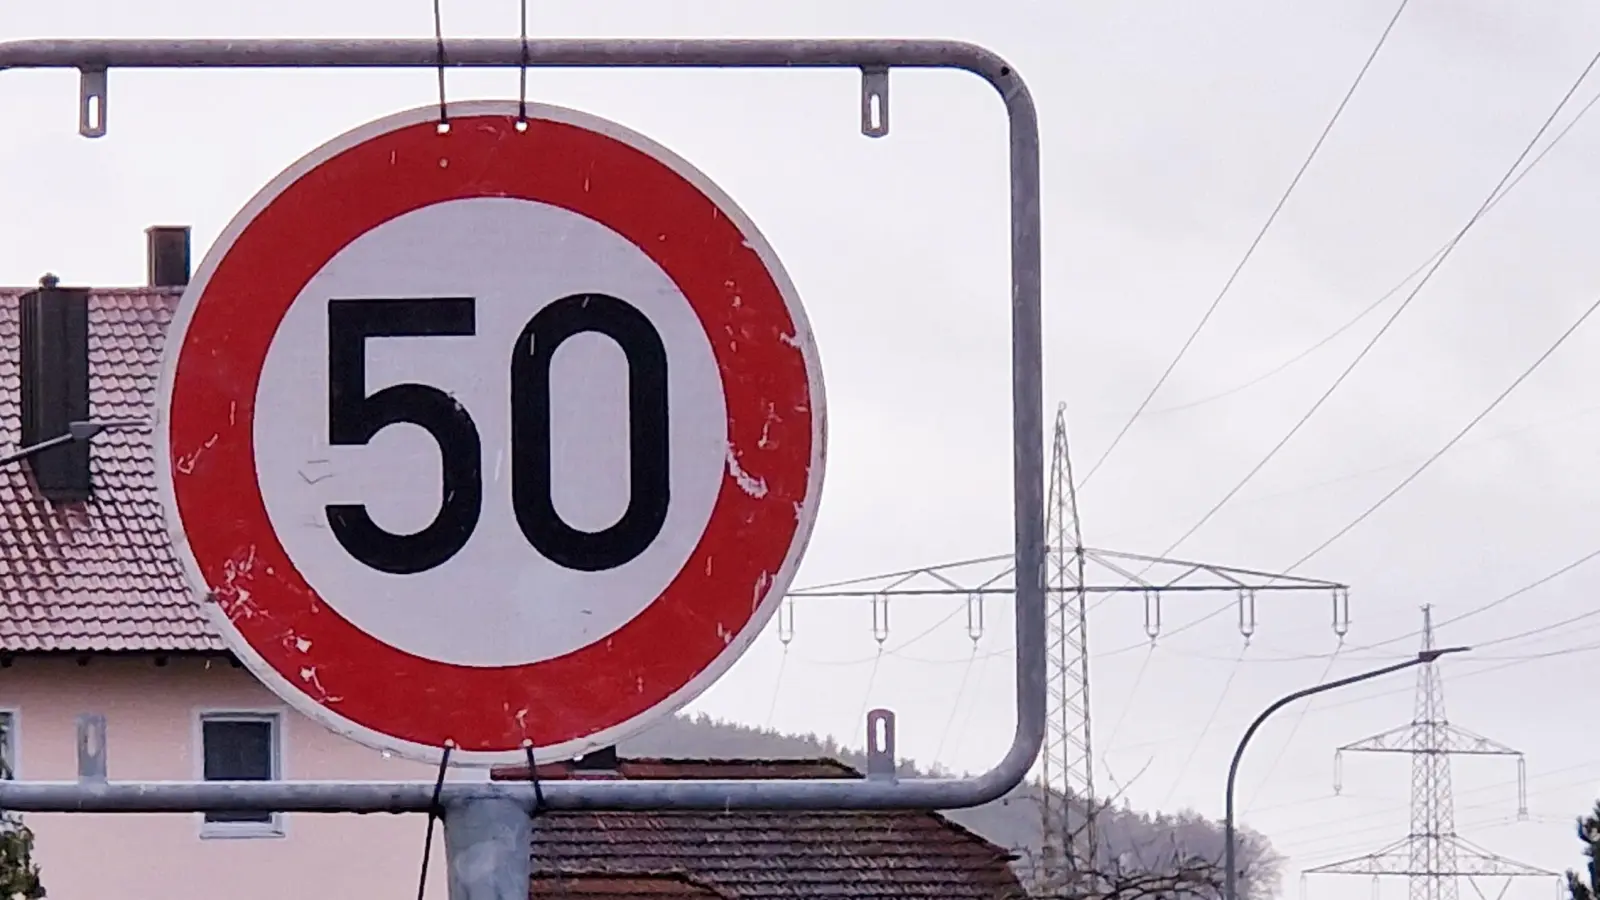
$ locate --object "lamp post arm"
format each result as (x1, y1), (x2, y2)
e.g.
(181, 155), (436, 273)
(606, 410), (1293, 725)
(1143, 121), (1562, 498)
(0, 419), (143, 469)
(1222, 647), (1467, 900)
(0, 432), (74, 468)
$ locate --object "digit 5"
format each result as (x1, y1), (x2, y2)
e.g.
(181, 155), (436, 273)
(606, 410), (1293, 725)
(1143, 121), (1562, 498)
(324, 297), (483, 574)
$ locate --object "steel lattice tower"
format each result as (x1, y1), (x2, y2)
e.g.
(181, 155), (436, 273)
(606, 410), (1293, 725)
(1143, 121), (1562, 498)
(787, 403), (1352, 895)
(1305, 606), (1554, 900)
(1042, 401), (1095, 888)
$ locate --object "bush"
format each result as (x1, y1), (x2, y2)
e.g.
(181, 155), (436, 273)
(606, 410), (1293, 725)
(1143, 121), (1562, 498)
(0, 816), (43, 900)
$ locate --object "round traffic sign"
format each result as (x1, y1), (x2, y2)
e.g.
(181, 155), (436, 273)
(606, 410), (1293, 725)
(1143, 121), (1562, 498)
(154, 100), (826, 765)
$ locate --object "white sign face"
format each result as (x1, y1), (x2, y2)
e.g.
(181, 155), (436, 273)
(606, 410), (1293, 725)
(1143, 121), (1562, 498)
(254, 197), (728, 668)
(155, 101), (826, 765)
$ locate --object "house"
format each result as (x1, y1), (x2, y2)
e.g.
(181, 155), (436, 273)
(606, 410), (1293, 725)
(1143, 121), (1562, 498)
(0, 227), (1026, 900)
(0, 227), (479, 900)
(493, 756), (1026, 899)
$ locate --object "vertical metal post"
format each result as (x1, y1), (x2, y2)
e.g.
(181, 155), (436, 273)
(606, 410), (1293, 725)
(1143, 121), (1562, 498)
(444, 796), (533, 900)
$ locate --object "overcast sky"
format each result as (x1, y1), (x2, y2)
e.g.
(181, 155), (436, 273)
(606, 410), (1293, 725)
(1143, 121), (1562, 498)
(8, 1), (1600, 897)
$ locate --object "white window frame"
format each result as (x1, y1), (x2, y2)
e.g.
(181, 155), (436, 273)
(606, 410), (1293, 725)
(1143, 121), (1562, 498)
(194, 709), (287, 840)
(0, 708), (17, 780)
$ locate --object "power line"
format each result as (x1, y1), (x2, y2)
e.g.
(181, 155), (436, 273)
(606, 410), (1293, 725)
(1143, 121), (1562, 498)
(1158, 641), (1250, 807)
(1098, 638), (1600, 767)
(1311, 542), (1600, 658)
(1079, 66), (1600, 658)
(932, 643), (982, 765)
(1079, 0), (1411, 488)
(784, 55), (1600, 777)
(1135, 76), (1600, 424)
(1239, 647), (1344, 814)
(1149, 46), (1600, 563)
(1288, 289), (1600, 570)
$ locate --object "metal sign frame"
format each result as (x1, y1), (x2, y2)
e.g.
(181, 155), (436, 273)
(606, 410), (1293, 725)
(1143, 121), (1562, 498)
(0, 36), (1043, 898)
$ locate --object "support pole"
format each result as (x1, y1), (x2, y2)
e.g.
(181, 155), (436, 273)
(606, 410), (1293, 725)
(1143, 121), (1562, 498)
(444, 796), (533, 900)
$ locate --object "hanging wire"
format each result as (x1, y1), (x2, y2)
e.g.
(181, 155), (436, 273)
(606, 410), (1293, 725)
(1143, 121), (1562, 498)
(432, 0), (449, 131)
(523, 743), (547, 815)
(931, 642), (980, 765)
(854, 648), (884, 730)
(415, 742), (454, 900)
(516, 0), (530, 129)
(523, 744), (569, 899)
(764, 644), (789, 729)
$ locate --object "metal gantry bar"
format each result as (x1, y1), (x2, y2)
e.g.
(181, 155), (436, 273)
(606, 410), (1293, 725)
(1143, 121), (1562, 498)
(0, 37), (1044, 815)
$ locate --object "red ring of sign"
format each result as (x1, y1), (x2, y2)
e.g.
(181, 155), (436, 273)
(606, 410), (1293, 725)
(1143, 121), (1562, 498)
(167, 112), (815, 753)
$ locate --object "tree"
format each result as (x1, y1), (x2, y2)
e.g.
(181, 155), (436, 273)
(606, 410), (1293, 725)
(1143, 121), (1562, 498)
(0, 818), (43, 900)
(0, 736), (44, 900)
(1014, 786), (1284, 900)
(1566, 801), (1600, 900)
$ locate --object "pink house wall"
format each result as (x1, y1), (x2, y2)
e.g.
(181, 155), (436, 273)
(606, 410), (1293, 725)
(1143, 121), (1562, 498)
(3, 656), (491, 900)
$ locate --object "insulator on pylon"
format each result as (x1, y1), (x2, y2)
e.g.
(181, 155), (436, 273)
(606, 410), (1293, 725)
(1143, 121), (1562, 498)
(1237, 589), (1257, 639)
(1517, 754), (1529, 820)
(1333, 749), (1344, 794)
(1332, 588), (1351, 637)
(777, 598), (795, 646)
(1143, 589), (1162, 640)
(871, 593), (890, 645)
(966, 592), (984, 643)
(1370, 874), (1380, 900)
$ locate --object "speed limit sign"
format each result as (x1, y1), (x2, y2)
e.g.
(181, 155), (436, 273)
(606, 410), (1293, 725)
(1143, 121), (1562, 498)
(154, 101), (827, 765)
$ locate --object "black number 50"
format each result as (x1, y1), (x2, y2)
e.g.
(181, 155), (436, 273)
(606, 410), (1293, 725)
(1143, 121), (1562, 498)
(324, 295), (670, 576)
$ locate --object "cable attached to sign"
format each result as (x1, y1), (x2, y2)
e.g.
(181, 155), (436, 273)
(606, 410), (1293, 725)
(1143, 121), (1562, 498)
(516, 0), (530, 131)
(523, 743), (547, 814)
(431, 0), (449, 132)
(415, 742), (454, 900)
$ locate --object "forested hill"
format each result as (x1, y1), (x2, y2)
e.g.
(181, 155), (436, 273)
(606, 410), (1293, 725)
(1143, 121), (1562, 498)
(621, 713), (1283, 898)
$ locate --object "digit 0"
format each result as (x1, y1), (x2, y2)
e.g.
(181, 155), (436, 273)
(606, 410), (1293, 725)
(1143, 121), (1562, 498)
(511, 293), (671, 572)
(321, 295), (671, 575)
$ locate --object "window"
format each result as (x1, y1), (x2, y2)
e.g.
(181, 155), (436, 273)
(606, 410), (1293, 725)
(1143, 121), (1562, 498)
(0, 711), (14, 780)
(199, 713), (283, 837)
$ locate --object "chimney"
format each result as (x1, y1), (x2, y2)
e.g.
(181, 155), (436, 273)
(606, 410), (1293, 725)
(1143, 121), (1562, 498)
(146, 225), (190, 287)
(19, 275), (92, 502)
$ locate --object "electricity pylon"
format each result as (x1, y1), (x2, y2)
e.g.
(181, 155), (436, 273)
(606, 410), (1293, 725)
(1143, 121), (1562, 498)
(1305, 606), (1555, 900)
(786, 404), (1352, 896)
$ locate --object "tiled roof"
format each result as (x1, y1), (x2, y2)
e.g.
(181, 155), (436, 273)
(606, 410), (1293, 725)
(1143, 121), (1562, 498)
(493, 758), (1025, 900)
(530, 874), (725, 898)
(0, 287), (223, 654)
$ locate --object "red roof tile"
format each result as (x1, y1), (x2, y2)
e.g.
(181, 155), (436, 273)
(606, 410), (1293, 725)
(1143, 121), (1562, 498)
(532, 874), (726, 898)
(0, 287), (223, 654)
(495, 759), (1025, 900)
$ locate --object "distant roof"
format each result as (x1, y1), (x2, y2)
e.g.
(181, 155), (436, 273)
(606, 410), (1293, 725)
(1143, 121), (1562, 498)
(0, 287), (223, 654)
(492, 758), (1024, 900)
(529, 873), (725, 898)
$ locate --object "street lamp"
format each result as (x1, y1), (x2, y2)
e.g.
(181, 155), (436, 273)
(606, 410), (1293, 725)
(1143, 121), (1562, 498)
(1223, 645), (1470, 900)
(0, 419), (148, 468)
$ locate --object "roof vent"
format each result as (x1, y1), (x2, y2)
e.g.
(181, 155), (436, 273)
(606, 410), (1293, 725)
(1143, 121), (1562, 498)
(146, 225), (190, 288)
(18, 277), (92, 502)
